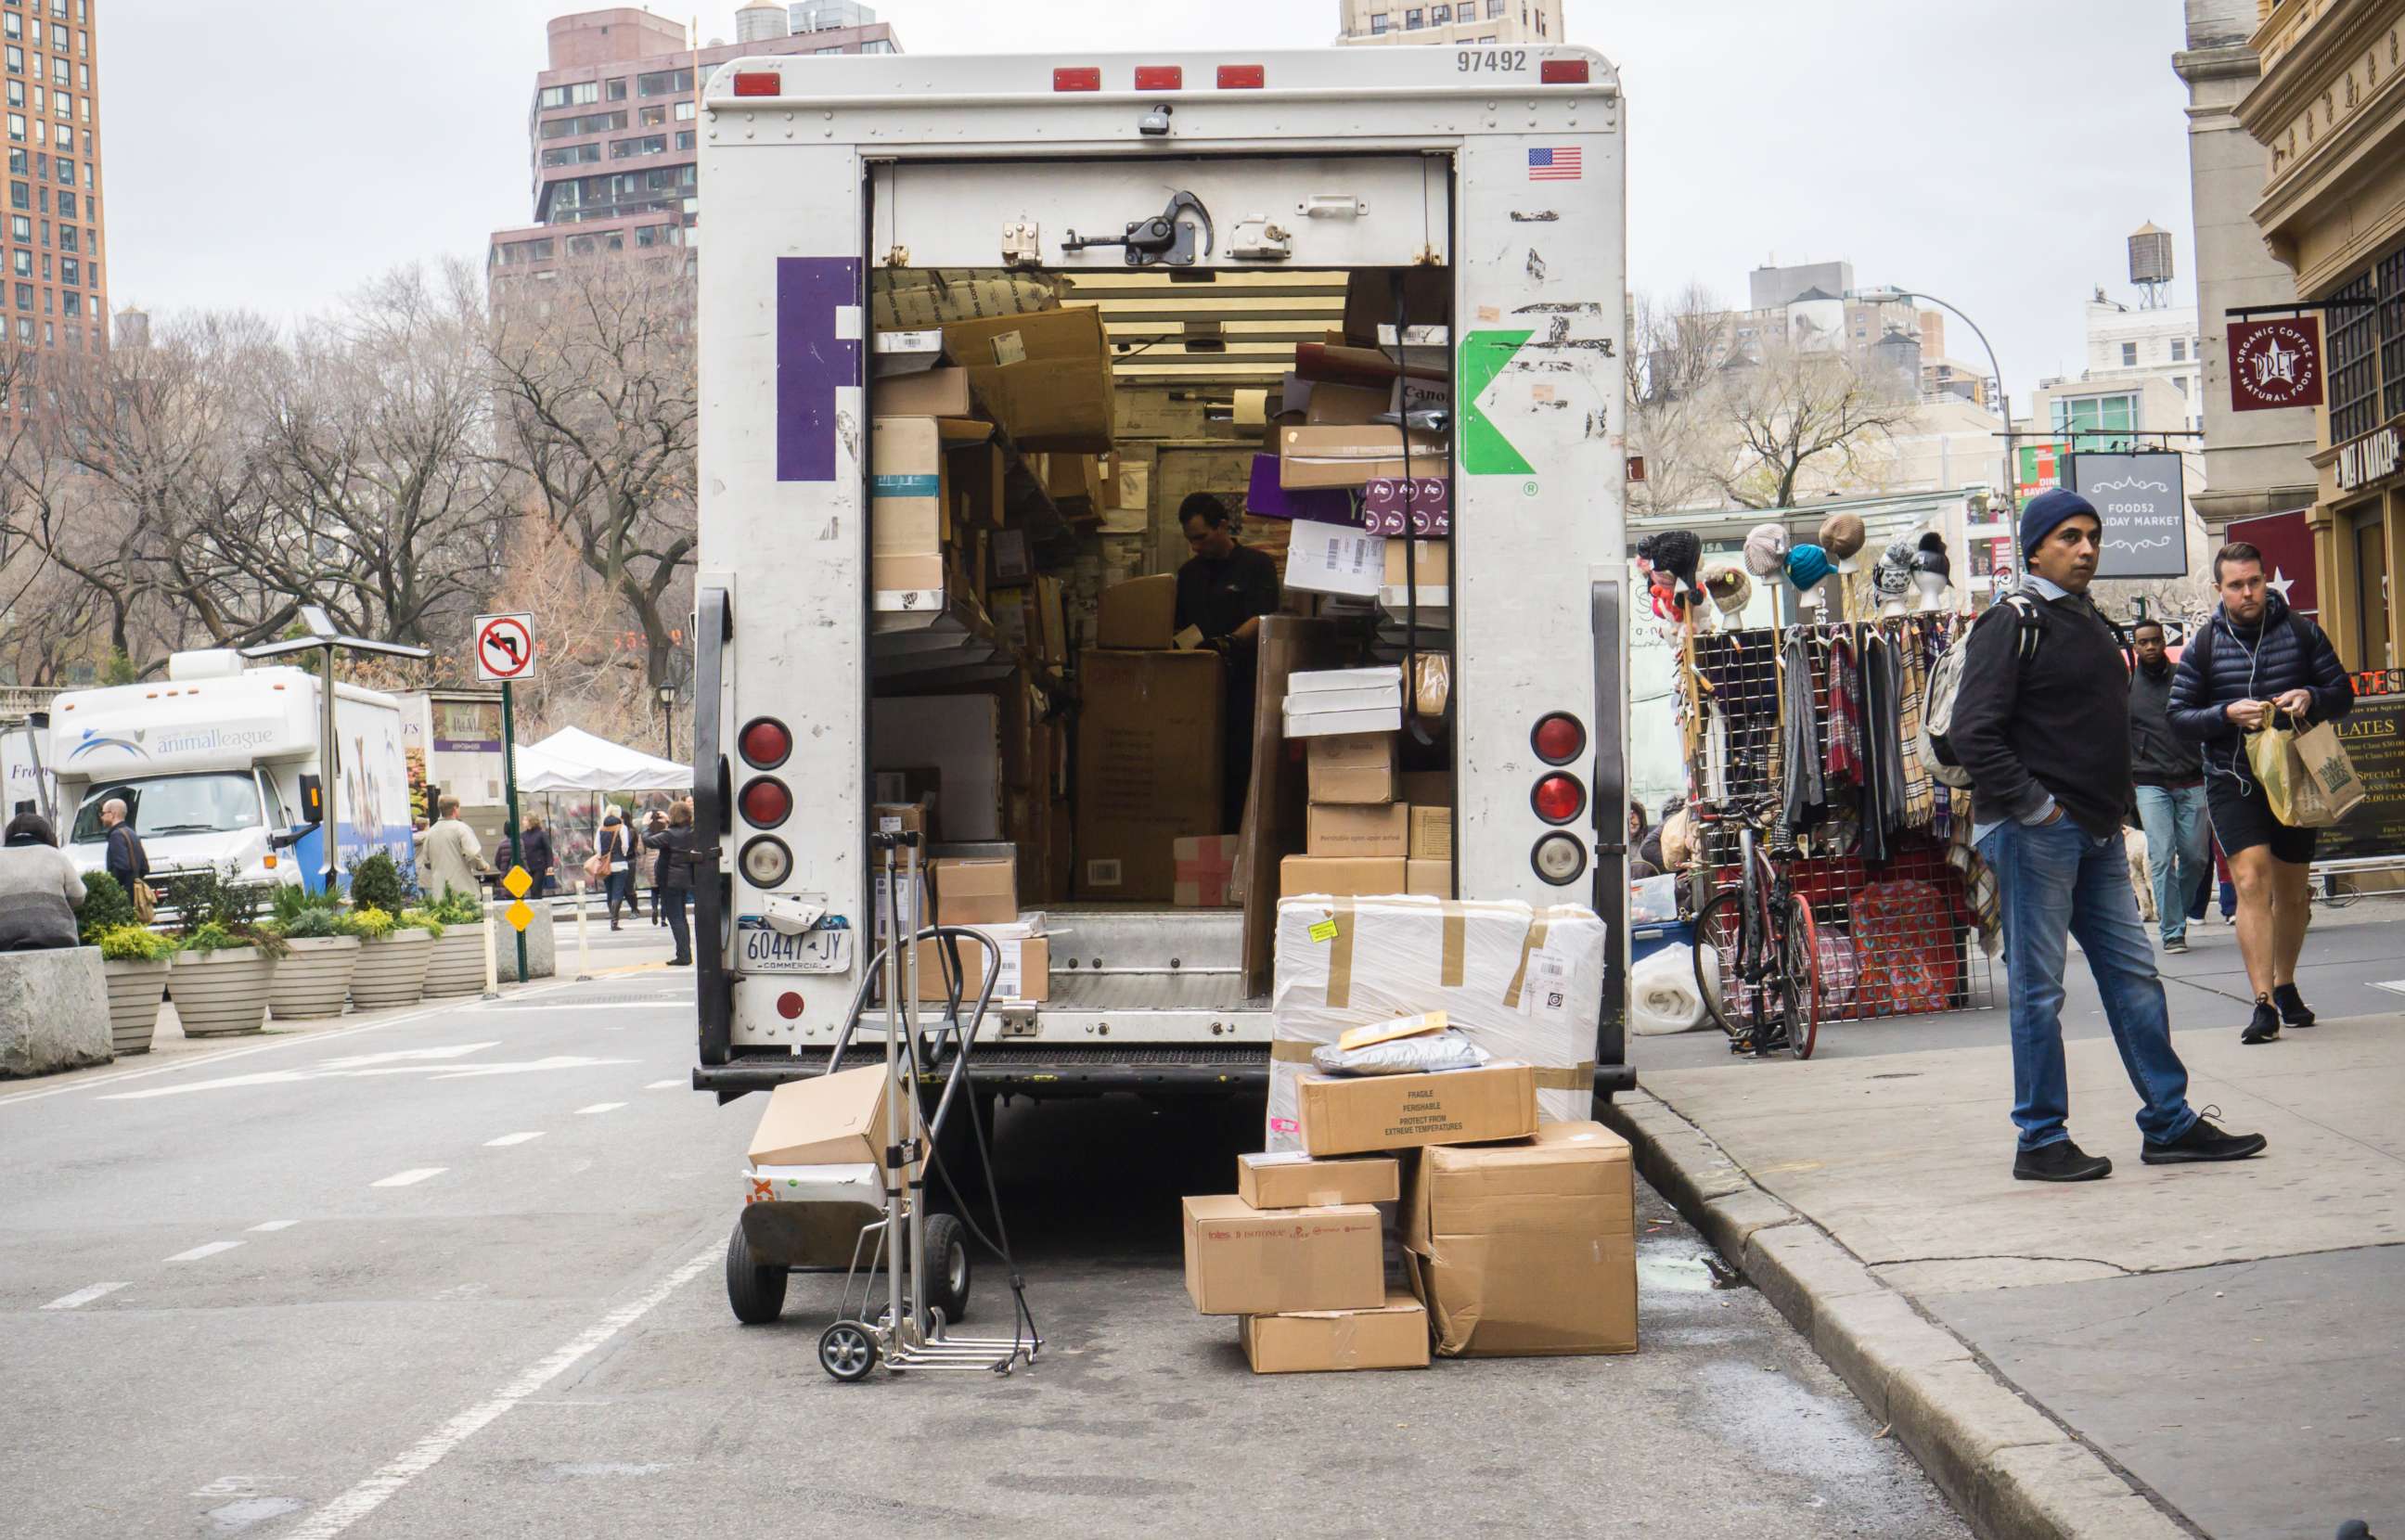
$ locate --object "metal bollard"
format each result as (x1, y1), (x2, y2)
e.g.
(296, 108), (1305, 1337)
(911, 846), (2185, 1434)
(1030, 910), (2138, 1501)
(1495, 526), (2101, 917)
(481, 912), (500, 1000)
(574, 882), (593, 982)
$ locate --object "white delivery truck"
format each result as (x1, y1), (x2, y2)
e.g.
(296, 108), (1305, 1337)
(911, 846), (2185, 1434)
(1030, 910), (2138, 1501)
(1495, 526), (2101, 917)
(690, 47), (1630, 1102)
(50, 650), (414, 901)
(2, 707), (56, 822)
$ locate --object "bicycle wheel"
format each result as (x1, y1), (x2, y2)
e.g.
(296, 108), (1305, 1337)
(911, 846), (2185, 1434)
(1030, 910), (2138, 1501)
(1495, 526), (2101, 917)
(1691, 890), (1751, 1042)
(1777, 893), (1820, 1061)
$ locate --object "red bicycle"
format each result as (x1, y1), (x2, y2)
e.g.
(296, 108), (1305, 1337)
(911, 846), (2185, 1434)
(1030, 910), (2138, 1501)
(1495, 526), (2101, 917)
(1689, 797), (1820, 1060)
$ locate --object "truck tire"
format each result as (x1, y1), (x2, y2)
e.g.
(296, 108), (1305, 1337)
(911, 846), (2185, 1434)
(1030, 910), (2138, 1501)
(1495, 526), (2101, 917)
(725, 1216), (787, 1325)
(919, 1212), (971, 1326)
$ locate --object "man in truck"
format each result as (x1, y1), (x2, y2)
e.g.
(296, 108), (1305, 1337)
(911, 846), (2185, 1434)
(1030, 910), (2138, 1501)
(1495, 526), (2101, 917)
(1175, 494), (1281, 831)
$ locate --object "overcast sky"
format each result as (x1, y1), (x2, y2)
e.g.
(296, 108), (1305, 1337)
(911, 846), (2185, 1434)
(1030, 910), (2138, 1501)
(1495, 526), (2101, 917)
(107, 0), (2199, 410)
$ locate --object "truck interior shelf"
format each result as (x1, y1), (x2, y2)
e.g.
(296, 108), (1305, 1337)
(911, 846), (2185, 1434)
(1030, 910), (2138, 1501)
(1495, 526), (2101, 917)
(868, 590), (1016, 687)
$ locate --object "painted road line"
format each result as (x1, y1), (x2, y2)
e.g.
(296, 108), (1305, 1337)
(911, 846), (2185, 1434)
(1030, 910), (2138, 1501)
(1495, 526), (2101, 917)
(646, 1079), (683, 1090)
(280, 1243), (718, 1540)
(166, 1241), (245, 1264)
(573, 1102), (626, 1115)
(41, 1281), (129, 1310)
(248, 1220), (300, 1233)
(467, 1001), (673, 1013)
(370, 1168), (448, 1188)
(484, 1132), (545, 1148)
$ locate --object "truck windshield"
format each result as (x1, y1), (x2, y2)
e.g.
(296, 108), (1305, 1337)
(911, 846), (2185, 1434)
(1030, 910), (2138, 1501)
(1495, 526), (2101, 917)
(70, 774), (264, 843)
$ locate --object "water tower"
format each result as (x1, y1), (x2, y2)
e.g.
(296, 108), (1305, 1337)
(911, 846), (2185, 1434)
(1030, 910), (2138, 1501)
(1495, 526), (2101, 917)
(2129, 222), (2175, 310)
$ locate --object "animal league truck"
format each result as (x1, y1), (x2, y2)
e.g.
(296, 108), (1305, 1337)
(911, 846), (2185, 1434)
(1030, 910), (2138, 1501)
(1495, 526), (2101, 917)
(689, 46), (1632, 1103)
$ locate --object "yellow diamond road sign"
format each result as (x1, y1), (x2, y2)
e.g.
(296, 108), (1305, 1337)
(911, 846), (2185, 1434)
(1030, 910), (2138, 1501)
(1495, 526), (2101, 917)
(502, 866), (533, 899)
(505, 899), (535, 933)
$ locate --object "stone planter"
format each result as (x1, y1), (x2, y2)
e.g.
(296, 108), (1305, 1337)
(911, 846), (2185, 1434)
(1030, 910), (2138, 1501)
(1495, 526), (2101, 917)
(350, 929), (433, 1009)
(102, 956), (171, 1056)
(418, 921), (491, 999)
(488, 899), (558, 982)
(0, 947), (110, 1077)
(167, 946), (277, 1037)
(267, 935), (361, 1022)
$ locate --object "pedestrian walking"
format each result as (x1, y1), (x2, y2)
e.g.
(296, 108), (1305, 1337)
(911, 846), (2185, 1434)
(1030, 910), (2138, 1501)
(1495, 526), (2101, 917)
(0, 813), (84, 950)
(641, 811), (667, 925)
(594, 811), (637, 930)
(2167, 541), (2355, 1044)
(518, 815), (556, 897)
(1947, 490), (2266, 1181)
(412, 797), (495, 904)
(97, 796), (152, 918)
(646, 799), (697, 967)
(2127, 619), (2209, 955)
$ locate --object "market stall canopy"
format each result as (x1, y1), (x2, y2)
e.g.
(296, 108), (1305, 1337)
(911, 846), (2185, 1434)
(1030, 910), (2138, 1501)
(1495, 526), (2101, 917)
(513, 725), (690, 793)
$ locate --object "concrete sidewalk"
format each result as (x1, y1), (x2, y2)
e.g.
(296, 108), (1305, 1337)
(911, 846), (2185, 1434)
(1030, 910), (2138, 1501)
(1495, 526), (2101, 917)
(1612, 1012), (2404, 1540)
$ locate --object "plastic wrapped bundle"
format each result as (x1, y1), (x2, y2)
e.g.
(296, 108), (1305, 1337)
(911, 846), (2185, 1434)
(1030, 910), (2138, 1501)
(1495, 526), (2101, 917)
(1311, 1030), (1492, 1077)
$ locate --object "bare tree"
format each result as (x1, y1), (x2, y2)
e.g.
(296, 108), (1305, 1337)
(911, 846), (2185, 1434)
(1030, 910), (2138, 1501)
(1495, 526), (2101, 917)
(488, 254), (698, 699)
(1712, 338), (1920, 510)
(1626, 285), (1736, 515)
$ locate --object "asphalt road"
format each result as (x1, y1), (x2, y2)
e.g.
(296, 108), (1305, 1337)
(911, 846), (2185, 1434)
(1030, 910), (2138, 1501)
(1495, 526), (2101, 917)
(1, 946), (1970, 1540)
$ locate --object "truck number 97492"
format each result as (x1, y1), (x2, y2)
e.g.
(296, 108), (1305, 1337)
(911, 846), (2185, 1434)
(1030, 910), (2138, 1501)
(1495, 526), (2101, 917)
(1458, 50), (1530, 72)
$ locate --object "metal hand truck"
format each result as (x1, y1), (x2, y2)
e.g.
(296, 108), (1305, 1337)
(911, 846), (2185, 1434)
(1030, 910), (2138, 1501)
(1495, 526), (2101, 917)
(812, 828), (1042, 1382)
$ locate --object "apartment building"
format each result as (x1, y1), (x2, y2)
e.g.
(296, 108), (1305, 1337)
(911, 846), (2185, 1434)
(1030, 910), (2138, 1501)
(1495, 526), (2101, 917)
(1337, 0), (1563, 46)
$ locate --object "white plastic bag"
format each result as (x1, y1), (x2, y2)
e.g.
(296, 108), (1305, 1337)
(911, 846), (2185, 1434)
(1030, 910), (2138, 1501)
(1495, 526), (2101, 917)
(1310, 1030), (1492, 1077)
(1630, 944), (1713, 1036)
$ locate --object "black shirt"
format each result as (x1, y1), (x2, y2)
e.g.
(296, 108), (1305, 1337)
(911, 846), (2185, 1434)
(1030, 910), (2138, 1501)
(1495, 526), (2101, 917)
(1948, 588), (2134, 840)
(1175, 544), (1281, 643)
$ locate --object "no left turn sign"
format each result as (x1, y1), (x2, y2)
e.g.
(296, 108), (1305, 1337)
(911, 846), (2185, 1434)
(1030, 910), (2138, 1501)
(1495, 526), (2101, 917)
(474, 612), (537, 683)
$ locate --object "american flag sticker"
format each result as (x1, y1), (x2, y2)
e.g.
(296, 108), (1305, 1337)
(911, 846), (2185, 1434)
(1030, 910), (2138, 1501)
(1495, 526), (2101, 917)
(1528, 146), (1583, 181)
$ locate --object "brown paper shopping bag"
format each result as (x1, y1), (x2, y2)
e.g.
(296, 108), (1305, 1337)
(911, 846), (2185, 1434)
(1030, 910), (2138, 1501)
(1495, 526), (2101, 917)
(2289, 717), (2366, 828)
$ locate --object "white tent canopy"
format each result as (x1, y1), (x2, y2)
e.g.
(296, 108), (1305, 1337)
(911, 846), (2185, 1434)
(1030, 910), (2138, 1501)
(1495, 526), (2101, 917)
(512, 725), (690, 794)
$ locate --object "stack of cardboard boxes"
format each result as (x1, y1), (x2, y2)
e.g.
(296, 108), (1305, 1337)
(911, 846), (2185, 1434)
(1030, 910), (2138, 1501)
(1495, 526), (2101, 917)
(1183, 1049), (1637, 1372)
(1072, 577), (1226, 904)
(1281, 680), (1452, 901)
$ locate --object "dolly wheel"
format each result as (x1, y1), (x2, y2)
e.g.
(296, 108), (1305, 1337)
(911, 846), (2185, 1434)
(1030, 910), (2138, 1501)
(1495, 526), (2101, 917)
(921, 1212), (971, 1326)
(818, 1319), (880, 1383)
(725, 1217), (788, 1325)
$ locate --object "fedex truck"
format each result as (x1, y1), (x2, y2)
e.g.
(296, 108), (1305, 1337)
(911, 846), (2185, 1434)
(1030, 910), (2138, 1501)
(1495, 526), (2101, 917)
(50, 650), (413, 901)
(690, 47), (1630, 1101)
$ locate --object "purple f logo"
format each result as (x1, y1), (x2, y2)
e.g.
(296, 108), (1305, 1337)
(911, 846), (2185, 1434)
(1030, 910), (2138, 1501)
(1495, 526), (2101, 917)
(776, 256), (862, 483)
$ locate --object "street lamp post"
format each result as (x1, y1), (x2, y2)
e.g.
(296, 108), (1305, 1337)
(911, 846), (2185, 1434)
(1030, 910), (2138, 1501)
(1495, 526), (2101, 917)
(657, 684), (676, 763)
(1858, 287), (2018, 516)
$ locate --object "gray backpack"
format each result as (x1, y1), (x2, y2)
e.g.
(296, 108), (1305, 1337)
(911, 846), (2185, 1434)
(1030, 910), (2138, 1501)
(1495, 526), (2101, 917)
(1919, 595), (2045, 789)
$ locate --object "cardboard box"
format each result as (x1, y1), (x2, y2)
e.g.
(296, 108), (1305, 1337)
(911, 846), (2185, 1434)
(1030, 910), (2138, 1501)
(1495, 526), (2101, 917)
(1075, 649), (1224, 901)
(1408, 804), (1451, 861)
(931, 855), (1016, 926)
(871, 417), (945, 572)
(1046, 452), (1104, 512)
(915, 929), (1048, 1002)
(1307, 802), (1410, 859)
(1279, 854), (1408, 901)
(1363, 475), (1451, 538)
(940, 306), (1114, 452)
(873, 270), (1053, 332)
(1241, 1292), (1431, 1375)
(870, 366), (971, 419)
(1280, 426), (1449, 490)
(1344, 266), (1450, 348)
(1245, 452), (1355, 524)
(1405, 1121), (1638, 1357)
(1396, 770), (1453, 807)
(1305, 382), (1391, 427)
(1174, 833), (1241, 907)
(1238, 1151), (1399, 1210)
(1034, 575), (1068, 666)
(1383, 538), (1451, 589)
(1406, 857), (1454, 899)
(1295, 1060), (1540, 1158)
(1181, 1195), (1384, 1316)
(746, 1065), (893, 1169)
(952, 439), (1007, 529)
(1098, 573), (1177, 650)
(871, 802), (927, 838)
(1285, 705), (1404, 738)
(1307, 733), (1397, 805)
(874, 552), (945, 593)
(1290, 665), (1404, 698)
(1283, 520), (1384, 598)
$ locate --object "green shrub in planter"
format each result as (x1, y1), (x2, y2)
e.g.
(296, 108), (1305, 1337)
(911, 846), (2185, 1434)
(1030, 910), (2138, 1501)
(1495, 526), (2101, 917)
(336, 906), (399, 942)
(347, 851), (409, 916)
(269, 905), (342, 942)
(422, 888), (483, 927)
(97, 924), (177, 963)
(79, 870), (141, 943)
(269, 882), (342, 930)
(396, 908), (447, 941)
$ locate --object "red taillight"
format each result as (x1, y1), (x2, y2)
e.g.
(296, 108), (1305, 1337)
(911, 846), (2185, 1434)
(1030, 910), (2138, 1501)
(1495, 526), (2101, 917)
(1532, 713), (1586, 765)
(731, 71), (779, 97)
(1053, 67), (1102, 92)
(739, 717), (791, 770)
(1134, 65), (1183, 91)
(777, 991), (805, 1020)
(740, 777), (793, 829)
(1539, 58), (1590, 84)
(1533, 774), (1586, 825)
(1216, 64), (1266, 89)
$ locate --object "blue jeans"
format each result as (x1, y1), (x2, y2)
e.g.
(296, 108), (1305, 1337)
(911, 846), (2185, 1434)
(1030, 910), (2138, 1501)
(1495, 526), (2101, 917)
(2133, 784), (2208, 945)
(1977, 818), (2198, 1152)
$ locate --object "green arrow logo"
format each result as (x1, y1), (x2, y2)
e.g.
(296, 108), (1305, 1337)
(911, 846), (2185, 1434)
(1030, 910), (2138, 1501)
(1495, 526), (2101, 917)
(1460, 328), (1535, 477)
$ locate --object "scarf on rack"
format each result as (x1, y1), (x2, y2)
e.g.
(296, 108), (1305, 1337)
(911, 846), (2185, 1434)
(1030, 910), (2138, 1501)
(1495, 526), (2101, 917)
(1780, 629), (1826, 834)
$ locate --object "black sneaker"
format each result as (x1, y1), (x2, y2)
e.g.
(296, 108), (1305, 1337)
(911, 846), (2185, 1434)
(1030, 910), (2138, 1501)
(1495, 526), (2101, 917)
(2241, 999), (2281, 1045)
(2013, 1139), (2113, 1182)
(2142, 1111), (2268, 1165)
(2273, 982), (2316, 1028)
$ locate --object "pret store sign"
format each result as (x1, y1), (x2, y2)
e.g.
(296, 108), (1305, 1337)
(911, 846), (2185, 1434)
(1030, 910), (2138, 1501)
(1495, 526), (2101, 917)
(2228, 316), (2324, 413)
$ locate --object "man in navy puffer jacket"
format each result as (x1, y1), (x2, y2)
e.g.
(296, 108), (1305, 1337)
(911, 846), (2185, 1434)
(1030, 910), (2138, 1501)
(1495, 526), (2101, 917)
(2168, 541), (2354, 1044)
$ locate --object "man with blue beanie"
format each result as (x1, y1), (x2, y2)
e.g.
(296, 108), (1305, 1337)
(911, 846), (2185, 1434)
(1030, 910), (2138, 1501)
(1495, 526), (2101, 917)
(1947, 489), (2266, 1181)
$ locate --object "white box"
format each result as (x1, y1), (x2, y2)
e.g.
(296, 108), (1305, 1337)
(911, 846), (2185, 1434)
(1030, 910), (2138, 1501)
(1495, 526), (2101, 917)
(1284, 687), (1399, 714)
(1284, 520), (1385, 598)
(1285, 705), (1405, 738)
(1289, 665), (1405, 698)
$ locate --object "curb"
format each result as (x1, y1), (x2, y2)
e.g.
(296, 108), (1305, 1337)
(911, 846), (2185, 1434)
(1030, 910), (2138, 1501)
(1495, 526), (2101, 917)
(1602, 1090), (2194, 1540)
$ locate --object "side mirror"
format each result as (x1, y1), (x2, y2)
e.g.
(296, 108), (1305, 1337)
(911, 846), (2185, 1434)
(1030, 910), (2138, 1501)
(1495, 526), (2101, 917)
(298, 774), (325, 826)
(268, 828), (307, 851)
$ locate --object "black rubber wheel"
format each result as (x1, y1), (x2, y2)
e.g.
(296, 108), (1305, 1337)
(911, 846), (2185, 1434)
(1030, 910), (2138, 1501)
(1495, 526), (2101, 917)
(817, 1319), (879, 1382)
(724, 1216), (787, 1326)
(919, 1212), (971, 1326)
(1779, 894), (1820, 1061)
(1692, 890), (1750, 1041)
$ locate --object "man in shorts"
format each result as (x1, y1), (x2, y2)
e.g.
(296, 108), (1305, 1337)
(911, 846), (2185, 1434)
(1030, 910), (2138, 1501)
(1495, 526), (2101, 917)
(2168, 542), (2355, 1044)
